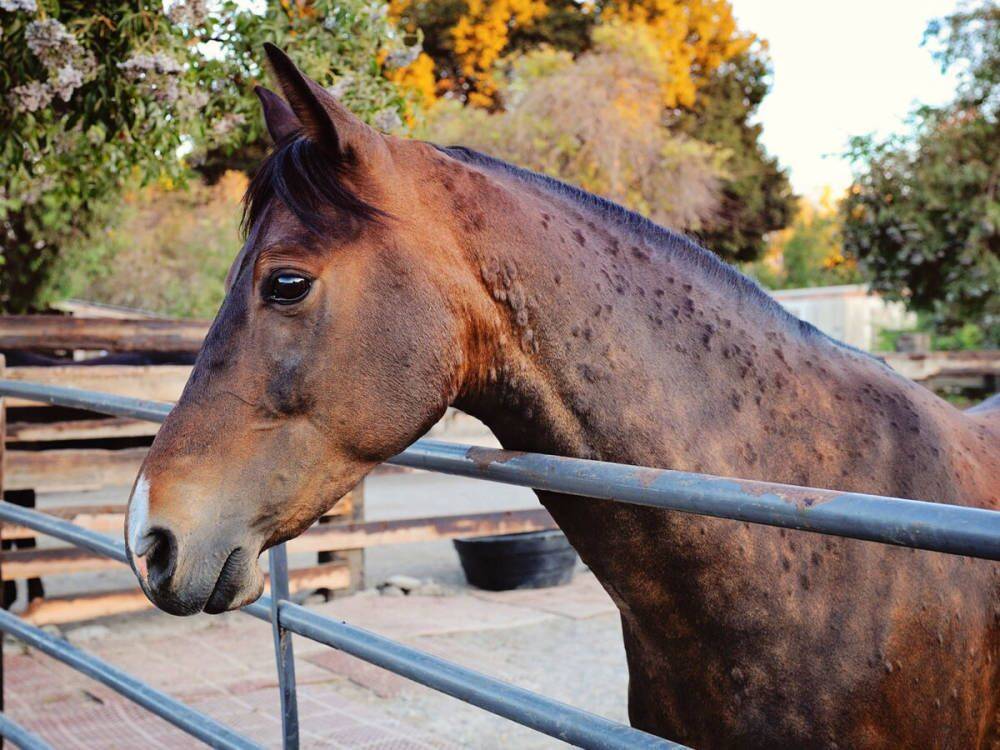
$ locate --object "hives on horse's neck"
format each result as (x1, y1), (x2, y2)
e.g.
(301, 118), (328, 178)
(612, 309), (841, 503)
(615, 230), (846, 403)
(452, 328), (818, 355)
(441, 145), (911, 486)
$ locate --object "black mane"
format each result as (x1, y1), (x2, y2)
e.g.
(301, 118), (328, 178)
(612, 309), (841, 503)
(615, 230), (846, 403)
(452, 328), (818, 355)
(242, 133), (381, 237)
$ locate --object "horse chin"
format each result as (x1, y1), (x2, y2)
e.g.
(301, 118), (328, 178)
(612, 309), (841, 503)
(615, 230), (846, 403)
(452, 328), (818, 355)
(203, 554), (266, 615)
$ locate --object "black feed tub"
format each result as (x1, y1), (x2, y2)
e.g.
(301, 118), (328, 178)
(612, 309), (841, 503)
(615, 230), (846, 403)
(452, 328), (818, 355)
(453, 530), (578, 591)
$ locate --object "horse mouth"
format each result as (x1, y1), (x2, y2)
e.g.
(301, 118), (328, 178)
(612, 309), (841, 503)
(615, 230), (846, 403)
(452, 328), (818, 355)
(204, 547), (246, 614)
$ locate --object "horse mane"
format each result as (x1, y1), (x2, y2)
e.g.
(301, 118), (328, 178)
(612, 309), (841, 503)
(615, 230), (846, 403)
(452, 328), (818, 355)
(435, 145), (871, 354)
(242, 132), (382, 237)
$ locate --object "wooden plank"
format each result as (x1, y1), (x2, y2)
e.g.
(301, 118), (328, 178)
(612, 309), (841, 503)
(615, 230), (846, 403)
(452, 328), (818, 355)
(5, 447), (148, 492)
(289, 508), (556, 554)
(20, 562), (349, 626)
(2, 509), (554, 578)
(883, 350), (1000, 382)
(3, 547), (119, 579)
(6, 416), (159, 443)
(4, 365), (190, 407)
(0, 316), (208, 353)
(1, 494), (356, 541)
(50, 300), (163, 319)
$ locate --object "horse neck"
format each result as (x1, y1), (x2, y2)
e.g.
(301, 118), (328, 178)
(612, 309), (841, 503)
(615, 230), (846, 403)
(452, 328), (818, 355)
(451, 170), (956, 496)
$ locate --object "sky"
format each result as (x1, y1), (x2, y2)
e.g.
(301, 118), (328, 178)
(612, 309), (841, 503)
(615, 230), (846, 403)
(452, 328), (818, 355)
(730, 0), (963, 199)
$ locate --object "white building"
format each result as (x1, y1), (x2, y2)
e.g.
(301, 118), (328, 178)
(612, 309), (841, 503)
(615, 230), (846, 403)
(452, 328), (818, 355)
(770, 284), (916, 352)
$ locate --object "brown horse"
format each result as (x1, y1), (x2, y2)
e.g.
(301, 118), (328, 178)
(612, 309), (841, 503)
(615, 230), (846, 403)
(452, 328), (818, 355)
(126, 45), (1000, 748)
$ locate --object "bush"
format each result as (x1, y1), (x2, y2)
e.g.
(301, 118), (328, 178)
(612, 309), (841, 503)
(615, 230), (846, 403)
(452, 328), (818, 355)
(47, 172), (246, 319)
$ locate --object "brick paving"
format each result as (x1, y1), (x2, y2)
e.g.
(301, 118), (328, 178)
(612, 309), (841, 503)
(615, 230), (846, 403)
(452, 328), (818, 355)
(4, 573), (626, 749)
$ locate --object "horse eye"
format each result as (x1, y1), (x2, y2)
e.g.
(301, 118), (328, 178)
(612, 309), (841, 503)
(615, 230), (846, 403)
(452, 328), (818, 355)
(267, 273), (311, 305)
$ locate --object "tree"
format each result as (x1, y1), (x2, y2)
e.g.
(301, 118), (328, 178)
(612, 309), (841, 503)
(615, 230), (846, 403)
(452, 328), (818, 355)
(672, 47), (795, 262)
(393, 0), (793, 262)
(389, 0), (752, 109)
(1, 1), (195, 312)
(0, 0), (409, 313)
(422, 23), (724, 232)
(840, 2), (999, 344)
(745, 190), (862, 290)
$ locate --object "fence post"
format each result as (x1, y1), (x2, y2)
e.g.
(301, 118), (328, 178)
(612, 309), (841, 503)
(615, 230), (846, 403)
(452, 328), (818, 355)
(268, 543), (299, 750)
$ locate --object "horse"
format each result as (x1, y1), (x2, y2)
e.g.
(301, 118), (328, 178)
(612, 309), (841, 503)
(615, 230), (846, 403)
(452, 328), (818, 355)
(125, 45), (999, 748)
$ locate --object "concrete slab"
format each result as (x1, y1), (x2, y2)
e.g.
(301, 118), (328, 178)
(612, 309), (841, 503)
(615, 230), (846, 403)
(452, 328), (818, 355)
(469, 573), (618, 620)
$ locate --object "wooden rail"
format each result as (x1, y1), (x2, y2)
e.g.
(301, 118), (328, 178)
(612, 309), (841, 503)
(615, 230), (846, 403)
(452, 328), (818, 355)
(19, 562), (350, 626)
(883, 350), (999, 382)
(0, 316), (208, 352)
(1, 509), (555, 579)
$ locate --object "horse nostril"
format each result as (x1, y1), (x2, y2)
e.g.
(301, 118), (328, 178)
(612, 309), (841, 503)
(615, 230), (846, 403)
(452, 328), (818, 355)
(144, 527), (178, 590)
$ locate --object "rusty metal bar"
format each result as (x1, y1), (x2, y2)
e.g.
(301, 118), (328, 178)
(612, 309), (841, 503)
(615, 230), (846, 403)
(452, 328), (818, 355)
(2, 380), (994, 560)
(393, 440), (1000, 560)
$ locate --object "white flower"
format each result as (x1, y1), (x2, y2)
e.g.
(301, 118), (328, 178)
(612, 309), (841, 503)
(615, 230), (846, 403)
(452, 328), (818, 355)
(212, 112), (246, 138)
(120, 52), (184, 104)
(51, 64), (85, 100)
(25, 19), (76, 66)
(384, 45), (421, 70)
(166, 0), (209, 26)
(373, 108), (403, 133)
(10, 80), (52, 112)
(119, 52), (183, 77)
(0, 0), (37, 12)
(326, 76), (354, 99)
(22, 18), (95, 103)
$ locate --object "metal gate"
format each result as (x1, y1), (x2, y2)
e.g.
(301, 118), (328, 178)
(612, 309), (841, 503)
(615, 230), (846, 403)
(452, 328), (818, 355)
(0, 379), (997, 749)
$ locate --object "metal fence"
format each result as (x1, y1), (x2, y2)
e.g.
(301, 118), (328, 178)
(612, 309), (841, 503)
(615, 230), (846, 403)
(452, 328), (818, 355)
(0, 379), (997, 750)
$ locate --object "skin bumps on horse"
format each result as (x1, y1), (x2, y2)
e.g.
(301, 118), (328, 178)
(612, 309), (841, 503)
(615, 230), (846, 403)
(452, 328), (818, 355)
(125, 45), (1000, 749)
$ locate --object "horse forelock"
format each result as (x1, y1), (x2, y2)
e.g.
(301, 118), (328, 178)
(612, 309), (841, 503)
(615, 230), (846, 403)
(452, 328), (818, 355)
(241, 133), (384, 240)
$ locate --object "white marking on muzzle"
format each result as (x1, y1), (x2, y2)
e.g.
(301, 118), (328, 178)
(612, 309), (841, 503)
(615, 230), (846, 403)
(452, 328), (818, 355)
(127, 473), (151, 569)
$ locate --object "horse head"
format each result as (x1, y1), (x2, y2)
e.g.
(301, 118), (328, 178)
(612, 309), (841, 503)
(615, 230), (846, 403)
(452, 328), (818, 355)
(125, 45), (489, 614)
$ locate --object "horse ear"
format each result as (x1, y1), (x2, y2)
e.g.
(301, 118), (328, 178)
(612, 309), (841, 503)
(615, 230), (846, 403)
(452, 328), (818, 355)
(262, 43), (376, 159)
(254, 86), (299, 143)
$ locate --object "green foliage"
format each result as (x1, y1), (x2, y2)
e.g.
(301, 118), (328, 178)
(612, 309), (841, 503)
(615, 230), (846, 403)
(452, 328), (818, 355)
(179, 0), (409, 181)
(876, 318), (986, 353)
(745, 194), (863, 290)
(672, 48), (796, 263)
(397, 0), (793, 262)
(1, 1), (194, 312)
(1, 0), (409, 313)
(841, 2), (999, 346)
(47, 173), (246, 318)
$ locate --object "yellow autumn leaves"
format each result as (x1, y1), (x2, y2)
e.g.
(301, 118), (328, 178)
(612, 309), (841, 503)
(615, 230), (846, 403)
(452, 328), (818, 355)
(388, 0), (753, 110)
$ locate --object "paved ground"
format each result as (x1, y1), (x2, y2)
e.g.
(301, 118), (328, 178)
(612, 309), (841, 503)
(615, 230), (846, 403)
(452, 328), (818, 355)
(5, 573), (627, 749)
(5, 422), (633, 748)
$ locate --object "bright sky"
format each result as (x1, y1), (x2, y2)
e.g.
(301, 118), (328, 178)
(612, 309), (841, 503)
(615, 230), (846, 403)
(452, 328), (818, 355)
(730, 0), (962, 199)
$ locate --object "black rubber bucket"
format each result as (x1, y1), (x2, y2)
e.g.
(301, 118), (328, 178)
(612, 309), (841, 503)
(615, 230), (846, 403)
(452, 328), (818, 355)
(453, 530), (578, 591)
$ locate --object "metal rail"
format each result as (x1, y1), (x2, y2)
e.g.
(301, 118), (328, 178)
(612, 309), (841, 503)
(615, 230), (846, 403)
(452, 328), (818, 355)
(1, 379), (998, 560)
(0, 714), (53, 750)
(0, 610), (259, 750)
(0, 501), (676, 750)
(268, 544), (299, 749)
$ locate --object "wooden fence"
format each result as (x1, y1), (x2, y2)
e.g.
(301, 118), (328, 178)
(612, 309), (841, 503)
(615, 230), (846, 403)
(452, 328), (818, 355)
(1, 315), (556, 625)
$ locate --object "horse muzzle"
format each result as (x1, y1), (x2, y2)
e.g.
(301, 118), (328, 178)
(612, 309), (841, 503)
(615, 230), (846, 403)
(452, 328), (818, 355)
(125, 476), (266, 615)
